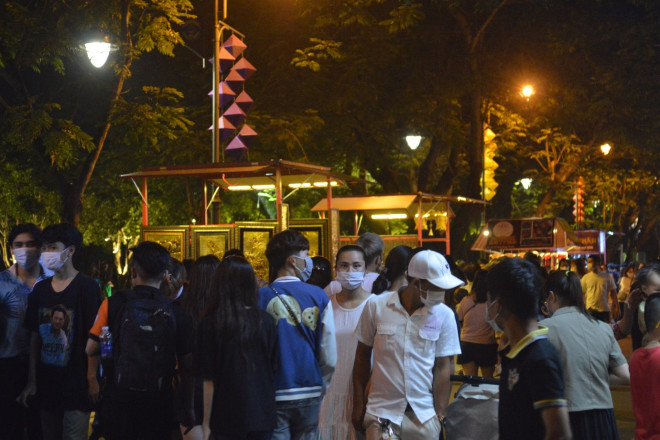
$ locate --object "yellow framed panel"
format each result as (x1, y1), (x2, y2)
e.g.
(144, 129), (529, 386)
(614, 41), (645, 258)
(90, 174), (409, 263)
(289, 219), (329, 260)
(235, 221), (278, 281)
(141, 226), (189, 261)
(191, 225), (235, 260)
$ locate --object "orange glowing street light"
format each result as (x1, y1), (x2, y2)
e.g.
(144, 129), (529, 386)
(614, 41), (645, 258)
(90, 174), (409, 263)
(600, 143), (612, 156)
(521, 84), (535, 101)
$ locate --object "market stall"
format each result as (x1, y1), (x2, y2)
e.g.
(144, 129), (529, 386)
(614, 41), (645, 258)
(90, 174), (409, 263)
(471, 217), (585, 269)
(311, 193), (486, 255)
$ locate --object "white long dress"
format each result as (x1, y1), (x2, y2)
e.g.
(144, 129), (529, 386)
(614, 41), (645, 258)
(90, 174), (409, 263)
(318, 293), (374, 440)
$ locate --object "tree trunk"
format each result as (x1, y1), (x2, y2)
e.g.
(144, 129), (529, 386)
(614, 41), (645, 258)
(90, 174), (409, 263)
(535, 161), (579, 217)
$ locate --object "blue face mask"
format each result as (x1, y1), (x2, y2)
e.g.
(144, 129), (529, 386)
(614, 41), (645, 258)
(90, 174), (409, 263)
(293, 255), (314, 282)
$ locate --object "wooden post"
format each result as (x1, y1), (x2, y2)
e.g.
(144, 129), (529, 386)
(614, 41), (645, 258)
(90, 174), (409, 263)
(417, 194), (423, 247)
(445, 200), (451, 255)
(203, 180), (208, 225)
(275, 165), (283, 231)
(141, 178), (148, 226)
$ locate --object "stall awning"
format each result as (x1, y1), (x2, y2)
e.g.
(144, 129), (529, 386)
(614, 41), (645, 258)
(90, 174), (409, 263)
(311, 195), (417, 211)
(119, 159), (371, 227)
(120, 159), (369, 189)
(311, 193), (485, 213)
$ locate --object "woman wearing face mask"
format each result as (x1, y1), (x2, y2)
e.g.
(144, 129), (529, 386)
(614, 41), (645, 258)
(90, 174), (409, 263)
(542, 270), (630, 440)
(318, 245), (374, 440)
(456, 270), (497, 378)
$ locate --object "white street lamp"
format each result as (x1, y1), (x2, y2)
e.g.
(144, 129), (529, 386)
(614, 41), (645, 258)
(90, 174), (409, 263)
(406, 135), (422, 150)
(600, 143), (612, 156)
(83, 39), (118, 68)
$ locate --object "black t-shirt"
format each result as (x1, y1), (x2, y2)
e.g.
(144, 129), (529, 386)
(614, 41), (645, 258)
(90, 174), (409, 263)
(499, 329), (567, 440)
(25, 273), (102, 411)
(195, 308), (278, 437)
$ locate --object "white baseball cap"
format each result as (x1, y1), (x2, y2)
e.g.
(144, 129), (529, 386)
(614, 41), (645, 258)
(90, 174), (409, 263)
(407, 250), (465, 290)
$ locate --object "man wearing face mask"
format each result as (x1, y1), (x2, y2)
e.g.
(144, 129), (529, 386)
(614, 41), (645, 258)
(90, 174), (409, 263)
(581, 254), (619, 323)
(352, 249), (462, 440)
(258, 229), (336, 440)
(486, 258), (571, 440)
(18, 223), (102, 440)
(0, 223), (51, 440)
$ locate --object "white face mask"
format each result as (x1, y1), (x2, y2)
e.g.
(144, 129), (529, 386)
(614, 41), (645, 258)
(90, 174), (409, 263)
(12, 247), (40, 269)
(336, 271), (364, 291)
(41, 248), (70, 272)
(293, 255), (313, 282)
(418, 281), (445, 308)
(486, 299), (503, 332)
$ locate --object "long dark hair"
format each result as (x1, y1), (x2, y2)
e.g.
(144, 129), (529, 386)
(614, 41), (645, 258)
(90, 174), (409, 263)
(372, 245), (413, 294)
(182, 255), (221, 331)
(545, 269), (593, 319)
(204, 256), (261, 353)
(472, 270), (488, 303)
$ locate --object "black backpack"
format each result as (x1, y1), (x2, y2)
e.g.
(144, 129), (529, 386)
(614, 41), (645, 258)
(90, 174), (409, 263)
(112, 290), (177, 392)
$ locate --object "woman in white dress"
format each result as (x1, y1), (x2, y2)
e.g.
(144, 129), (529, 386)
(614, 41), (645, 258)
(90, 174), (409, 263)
(318, 245), (374, 440)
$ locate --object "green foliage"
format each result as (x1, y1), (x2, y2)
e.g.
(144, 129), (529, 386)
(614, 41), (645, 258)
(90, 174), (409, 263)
(110, 86), (193, 150)
(291, 38), (343, 71)
(379, 3), (424, 33)
(43, 120), (96, 169)
(248, 110), (325, 162)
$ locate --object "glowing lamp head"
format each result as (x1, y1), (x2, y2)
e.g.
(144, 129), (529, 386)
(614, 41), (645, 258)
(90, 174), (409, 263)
(521, 85), (535, 100)
(600, 143), (612, 156)
(84, 42), (112, 68)
(406, 135), (422, 150)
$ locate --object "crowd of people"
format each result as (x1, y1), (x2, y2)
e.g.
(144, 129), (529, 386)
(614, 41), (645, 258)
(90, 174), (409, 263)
(1, 222), (660, 440)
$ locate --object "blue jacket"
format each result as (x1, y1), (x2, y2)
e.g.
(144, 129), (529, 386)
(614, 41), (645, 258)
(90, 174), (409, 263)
(259, 277), (336, 401)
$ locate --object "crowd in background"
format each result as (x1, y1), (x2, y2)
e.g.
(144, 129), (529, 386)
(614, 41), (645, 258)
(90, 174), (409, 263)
(1, 223), (660, 440)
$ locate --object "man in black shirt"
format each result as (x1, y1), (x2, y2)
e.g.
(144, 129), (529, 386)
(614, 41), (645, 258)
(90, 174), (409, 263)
(86, 241), (194, 440)
(18, 223), (102, 440)
(486, 258), (571, 440)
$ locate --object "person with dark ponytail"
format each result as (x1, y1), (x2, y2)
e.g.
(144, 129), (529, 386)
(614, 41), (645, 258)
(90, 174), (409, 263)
(542, 270), (629, 440)
(197, 256), (278, 440)
(178, 255), (221, 440)
(371, 245), (413, 295)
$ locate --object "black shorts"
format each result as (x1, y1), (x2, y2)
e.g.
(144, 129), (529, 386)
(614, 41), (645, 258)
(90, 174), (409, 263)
(458, 341), (498, 367)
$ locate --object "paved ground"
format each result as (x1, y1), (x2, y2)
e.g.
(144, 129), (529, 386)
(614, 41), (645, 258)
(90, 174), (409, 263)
(613, 336), (635, 440)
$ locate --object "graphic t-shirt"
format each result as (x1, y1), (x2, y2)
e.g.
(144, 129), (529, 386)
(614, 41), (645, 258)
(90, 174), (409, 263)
(39, 323), (69, 365)
(25, 273), (101, 410)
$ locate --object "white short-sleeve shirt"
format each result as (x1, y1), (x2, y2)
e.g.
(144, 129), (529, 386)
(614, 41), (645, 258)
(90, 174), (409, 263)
(354, 290), (461, 425)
